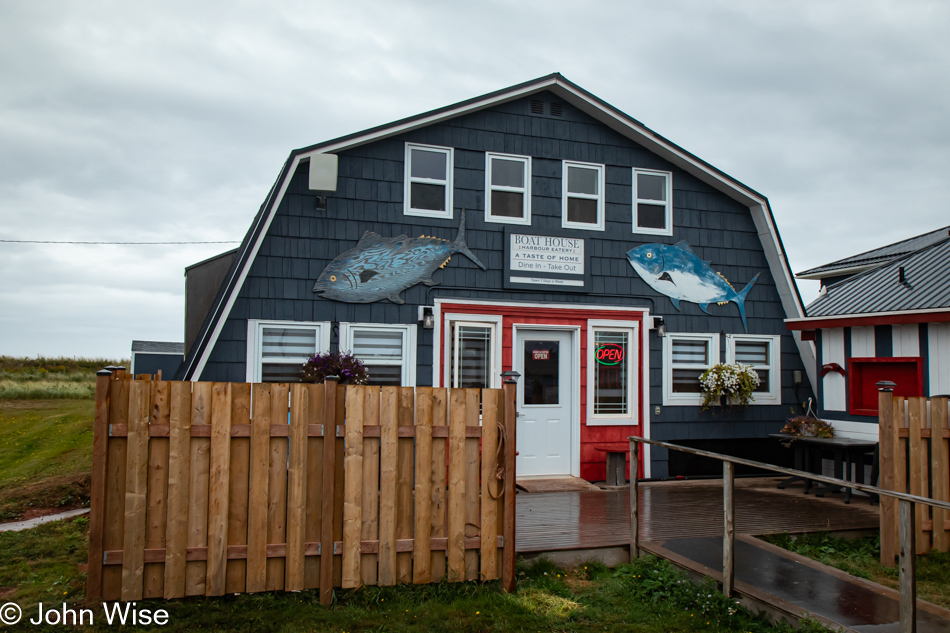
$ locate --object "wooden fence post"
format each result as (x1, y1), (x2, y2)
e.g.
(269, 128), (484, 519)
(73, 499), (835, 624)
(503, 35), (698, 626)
(86, 370), (113, 601)
(880, 385), (898, 565)
(723, 461), (735, 598)
(629, 440), (639, 560)
(899, 499), (917, 633)
(501, 372), (519, 593)
(319, 377), (339, 606)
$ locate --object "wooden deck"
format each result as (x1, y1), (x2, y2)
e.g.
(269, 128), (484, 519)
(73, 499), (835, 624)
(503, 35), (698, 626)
(516, 477), (880, 553)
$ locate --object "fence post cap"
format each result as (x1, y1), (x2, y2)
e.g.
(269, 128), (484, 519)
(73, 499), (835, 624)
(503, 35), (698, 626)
(97, 369), (113, 376)
(114, 366), (126, 372)
(876, 380), (897, 391)
(501, 370), (521, 384)
(324, 375), (340, 383)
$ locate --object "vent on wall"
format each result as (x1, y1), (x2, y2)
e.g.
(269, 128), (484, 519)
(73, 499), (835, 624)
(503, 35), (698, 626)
(528, 100), (564, 118)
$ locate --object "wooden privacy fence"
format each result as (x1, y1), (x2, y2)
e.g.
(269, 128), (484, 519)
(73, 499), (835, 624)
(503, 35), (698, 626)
(879, 393), (950, 564)
(86, 372), (517, 605)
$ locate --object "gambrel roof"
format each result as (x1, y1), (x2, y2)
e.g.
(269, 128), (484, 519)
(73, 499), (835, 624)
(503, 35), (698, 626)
(178, 73), (813, 383)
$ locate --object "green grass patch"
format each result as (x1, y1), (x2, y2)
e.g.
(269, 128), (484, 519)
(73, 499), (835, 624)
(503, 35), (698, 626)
(762, 532), (950, 610)
(0, 400), (94, 520)
(0, 518), (831, 632)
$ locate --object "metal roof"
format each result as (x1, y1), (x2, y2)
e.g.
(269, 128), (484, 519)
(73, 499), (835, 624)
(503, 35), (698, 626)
(806, 236), (950, 316)
(797, 225), (950, 279)
(131, 340), (185, 354)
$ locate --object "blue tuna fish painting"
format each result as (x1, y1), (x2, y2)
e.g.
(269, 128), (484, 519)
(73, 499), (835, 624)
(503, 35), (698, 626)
(626, 241), (759, 332)
(313, 210), (486, 304)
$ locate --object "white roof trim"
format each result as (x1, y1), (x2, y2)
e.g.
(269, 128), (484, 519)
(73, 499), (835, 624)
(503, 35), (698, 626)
(187, 76), (808, 383)
(796, 263), (877, 280)
(786, 306), (950, 325)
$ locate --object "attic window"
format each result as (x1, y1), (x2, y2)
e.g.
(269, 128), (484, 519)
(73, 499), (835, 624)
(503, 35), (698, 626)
(404, 142), (454, 219)
(530, 100), (545, 115)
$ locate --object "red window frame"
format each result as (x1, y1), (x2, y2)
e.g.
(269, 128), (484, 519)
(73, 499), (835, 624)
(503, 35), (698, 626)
(847, 357), (923, 416)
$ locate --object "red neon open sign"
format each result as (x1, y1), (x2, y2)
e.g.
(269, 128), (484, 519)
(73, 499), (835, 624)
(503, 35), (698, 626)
(595, 343), (624, 365)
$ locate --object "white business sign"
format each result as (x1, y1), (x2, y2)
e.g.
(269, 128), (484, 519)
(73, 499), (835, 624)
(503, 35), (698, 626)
(509, 234), (584, 276)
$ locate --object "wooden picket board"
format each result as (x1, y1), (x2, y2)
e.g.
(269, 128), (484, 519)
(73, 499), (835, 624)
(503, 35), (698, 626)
(121, 380), (150, 601)
(266, 384), (289, 592)
(225, 383), (251, 594)
(464, 389), (480, 581)
(908, 398), (928, 553)
(205, 383), (232, 596)
(412, 387), (433, 584)
(89, 375), (517, 602)
(430, 388), (448, 582)
(396, 387), (414, 584)
(246, 383), (271, 593)
(933, 397), (950, 551)
(360, 387), (380, 586)
(447, 389), (466, 582)
(480, 389), (501, 581)
(342, 386), (365, 588)
(304, 383), (324, 590)
(286, 384), (310, 591)
(102, 377), (129, 601)
(185, 382), (212, 596)
(377, 387), (398, 585)
(164, 381), (192, 598)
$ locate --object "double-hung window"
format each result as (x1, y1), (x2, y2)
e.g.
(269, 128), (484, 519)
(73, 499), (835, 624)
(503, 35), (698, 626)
(633, 169), (672, 236)
(663, 333), (719, 405)
(340, 323), (416, 386)
(485, 153), (531, 225)
(405, 143), (453, 219)
(443, 315), (502, 389)
(247, 320), (331, 383)
(726, 335), (781, 404)
(562, 161), (605, 230)
(587, 322), (639, 425)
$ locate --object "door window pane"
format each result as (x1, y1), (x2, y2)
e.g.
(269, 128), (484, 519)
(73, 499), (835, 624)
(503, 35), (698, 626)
(594, 331), (629, 415)
(523, 341), (559, 405)
(452, 325), (492, 389)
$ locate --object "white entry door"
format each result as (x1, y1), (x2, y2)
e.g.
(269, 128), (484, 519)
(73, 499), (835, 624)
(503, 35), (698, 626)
(515, 329), (574, 477)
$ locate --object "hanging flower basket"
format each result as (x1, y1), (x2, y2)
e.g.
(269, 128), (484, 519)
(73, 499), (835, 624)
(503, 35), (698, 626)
(781, 415), (835, 439)
(699, 363), (760, 411)
(301, 351), (369, 385)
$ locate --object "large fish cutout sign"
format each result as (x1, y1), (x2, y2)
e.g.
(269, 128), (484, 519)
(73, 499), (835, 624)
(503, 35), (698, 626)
(626, 241), (759, 332)
(313, 210), (486, 304)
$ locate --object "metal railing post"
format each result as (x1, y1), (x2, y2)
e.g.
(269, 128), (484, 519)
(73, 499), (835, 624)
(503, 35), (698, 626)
(723, 461), (735, 597)
(630, 440), (639, 560)
(899, 498), (917, 633)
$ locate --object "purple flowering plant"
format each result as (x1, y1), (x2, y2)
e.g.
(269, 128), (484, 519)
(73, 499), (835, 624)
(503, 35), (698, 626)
(301, 351), (369, 385)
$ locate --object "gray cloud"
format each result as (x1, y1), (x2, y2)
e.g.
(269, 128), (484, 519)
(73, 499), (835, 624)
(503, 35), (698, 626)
(1, 0), (948, 358)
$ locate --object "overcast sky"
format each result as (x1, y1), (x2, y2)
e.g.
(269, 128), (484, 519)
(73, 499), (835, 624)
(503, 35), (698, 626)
(1, 0), (948, 360)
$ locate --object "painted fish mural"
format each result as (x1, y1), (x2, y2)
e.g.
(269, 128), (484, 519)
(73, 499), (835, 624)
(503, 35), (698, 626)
(312, 210), (486, 304)
(626, 241), (759, 332)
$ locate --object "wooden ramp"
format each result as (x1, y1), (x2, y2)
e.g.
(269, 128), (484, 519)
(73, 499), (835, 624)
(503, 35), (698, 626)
(516, 477), (880, 553)
(516, 476), (602, 494)
(643, 535), (950, 633)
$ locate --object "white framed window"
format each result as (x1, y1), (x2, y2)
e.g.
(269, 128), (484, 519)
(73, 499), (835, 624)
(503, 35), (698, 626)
(442, 314), (503, 389)
(726, 334), (781, 405)
(663, 333), (719, 405)
(485, 152), (531, 225)
(340, 323), (416, 386)
(246, 320), (331, 383)
(561, 160), (605, 231)
(633, 168), (673, 236)
(587, 321), (639, 425)
(404, 142), (453, 219)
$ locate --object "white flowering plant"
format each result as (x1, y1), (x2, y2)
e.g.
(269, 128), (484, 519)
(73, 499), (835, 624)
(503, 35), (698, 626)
(699, 363), (760, 411)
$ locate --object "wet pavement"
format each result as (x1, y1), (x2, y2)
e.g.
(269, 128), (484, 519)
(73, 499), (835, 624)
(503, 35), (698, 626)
(659, 536), (950, 633)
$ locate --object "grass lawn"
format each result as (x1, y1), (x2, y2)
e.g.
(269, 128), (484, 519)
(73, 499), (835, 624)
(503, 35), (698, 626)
(761, 532), (950, 610)
(0, 516), (829, 633)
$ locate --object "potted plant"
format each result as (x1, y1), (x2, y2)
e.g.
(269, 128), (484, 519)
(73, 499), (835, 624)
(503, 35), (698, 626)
(699, 362), (760, 411)
(781, 415), (835, 438)
(300, 351), (369, 385)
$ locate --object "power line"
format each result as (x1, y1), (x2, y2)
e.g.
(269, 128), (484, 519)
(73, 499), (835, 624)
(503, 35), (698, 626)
(0, 239), (240, 245)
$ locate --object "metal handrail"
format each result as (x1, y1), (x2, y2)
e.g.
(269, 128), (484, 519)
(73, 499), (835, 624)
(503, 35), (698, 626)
(627, 435), (937, 633)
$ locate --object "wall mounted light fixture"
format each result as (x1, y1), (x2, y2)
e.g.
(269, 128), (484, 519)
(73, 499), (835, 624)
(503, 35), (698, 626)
(652, 315), (666, 337)
(418, 306), (435, 329)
